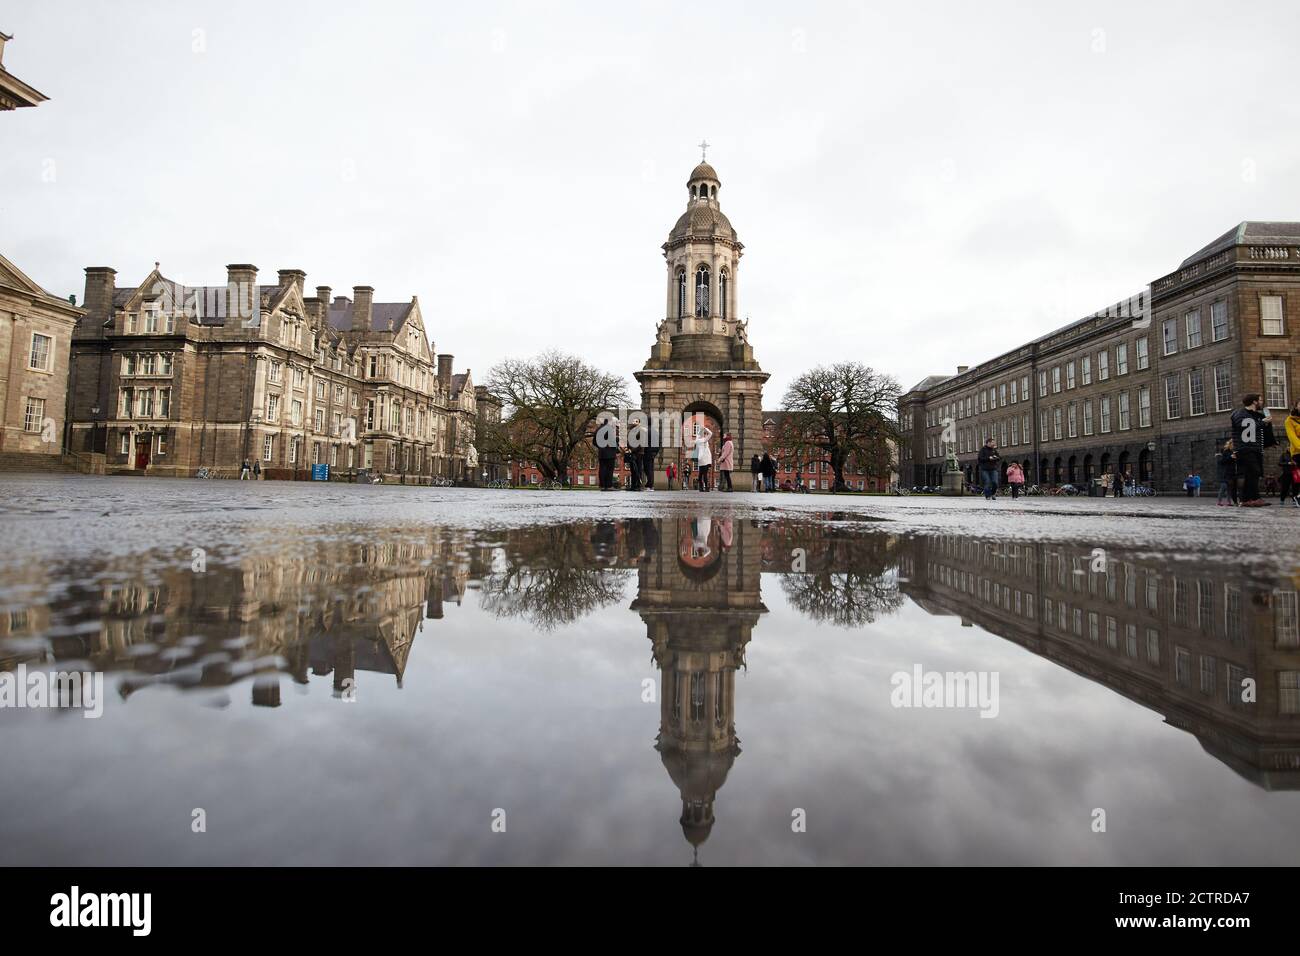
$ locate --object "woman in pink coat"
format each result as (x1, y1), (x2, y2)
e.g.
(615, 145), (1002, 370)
(717, 433), (735, 491)
(1006, 462), (1024, 499)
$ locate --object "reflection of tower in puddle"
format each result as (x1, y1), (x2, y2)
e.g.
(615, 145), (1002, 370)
(631, 515), (766, 861)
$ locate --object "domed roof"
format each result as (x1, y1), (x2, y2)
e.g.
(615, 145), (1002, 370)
(688, 162), (719, 182)
(669, 204), (737, 242)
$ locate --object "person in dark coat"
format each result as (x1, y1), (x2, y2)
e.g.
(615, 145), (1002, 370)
(1231, 393), (1274, 506)
(594, 427), (618, 490)
(750, 453), (762, 492)
(1215, 440), (1238, 506)
(977, 439), (1001, 501)
(760, 453), (776, 492)
(623, 443), (644, 491)
(641, 440), (659, 491)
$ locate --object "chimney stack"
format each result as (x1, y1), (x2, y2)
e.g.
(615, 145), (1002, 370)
(313, 285), (332, 326)
(957, 365), (969, 375)
(83, 267), (117, 321)
(278, 269), (306, 293)
(437, 354), (453, 385)
(226, 263), (258, 326)
(352, 285), (374, 331)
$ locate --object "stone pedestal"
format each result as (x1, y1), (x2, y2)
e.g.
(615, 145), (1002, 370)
(940, 470), (964, 496)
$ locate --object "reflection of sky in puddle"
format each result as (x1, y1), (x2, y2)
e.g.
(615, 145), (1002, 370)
(2, 512), (1299, 866)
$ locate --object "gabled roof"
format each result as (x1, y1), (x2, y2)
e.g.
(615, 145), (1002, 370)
(0, 253), (83, 316)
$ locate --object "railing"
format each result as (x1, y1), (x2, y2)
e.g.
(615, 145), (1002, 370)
(1248, 246), (1292, 260)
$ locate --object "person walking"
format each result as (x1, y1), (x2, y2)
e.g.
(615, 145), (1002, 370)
(1111, 467), (1123, 498)
(977, 438), (1001, 501)
(692, 423), (713, 491)
(1183, 472), (1197, 497)
(1006, 461), (1025, 499)
(240, 458), (251, 480)
(1232, 393), (1275, 506)
(665, 460), (676, 490)
(717, 433), (735, 492)
(750, 453), (762, 491)
(761, 452), (776, 492)
(1215, 440), (1238, 506)
(252, 459), (262, 480)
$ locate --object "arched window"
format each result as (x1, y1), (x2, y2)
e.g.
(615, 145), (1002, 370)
(695, 267), (710, 317)
(690, 185), (697, 199)
(719, 270), (728, 319)
(677, 270), (687, 318)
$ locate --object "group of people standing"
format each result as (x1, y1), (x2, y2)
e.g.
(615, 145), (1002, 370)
(591, 422), (794, 493)
(595, 433), (660, 491)
(1217, 394), (1300, 507)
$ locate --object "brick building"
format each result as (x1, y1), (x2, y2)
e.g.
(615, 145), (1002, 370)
(900, 222), (1300, 492)
(67, 263), (479, 481)
(760, 412), (893, 492)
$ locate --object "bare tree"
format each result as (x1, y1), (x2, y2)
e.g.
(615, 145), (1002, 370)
(778, 362), (900, 492)
(483, 350), (630, 481)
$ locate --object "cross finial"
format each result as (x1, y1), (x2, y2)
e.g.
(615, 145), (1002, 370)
(698, 139), (710, 162)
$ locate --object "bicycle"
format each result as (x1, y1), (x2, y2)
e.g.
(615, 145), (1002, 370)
(432, 476), (453, 487)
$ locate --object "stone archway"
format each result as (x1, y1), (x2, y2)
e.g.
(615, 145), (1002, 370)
(680, 400), (724, 490)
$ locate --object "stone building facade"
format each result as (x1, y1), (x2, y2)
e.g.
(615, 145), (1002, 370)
(635, 161), (768, 481)
(68, 263), (479, 481)
(900, 222), (1300, 492)
(0, 254), (83, 461)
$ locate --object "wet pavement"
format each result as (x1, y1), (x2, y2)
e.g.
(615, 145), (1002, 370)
(1, 475), (1299, 865)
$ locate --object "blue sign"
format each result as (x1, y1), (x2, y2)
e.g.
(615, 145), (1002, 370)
(311, 463), (329, 481)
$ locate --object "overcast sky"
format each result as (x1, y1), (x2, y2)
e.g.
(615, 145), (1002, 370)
(4, 0), (1299, 401)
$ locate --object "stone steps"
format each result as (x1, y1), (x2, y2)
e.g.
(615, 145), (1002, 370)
(0, 451), (81, 473)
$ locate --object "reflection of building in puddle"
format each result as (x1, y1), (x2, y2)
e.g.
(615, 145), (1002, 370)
(0, 534), (479, 706)
(898, 536), (1300, 789)
(632, 515), (765, 863)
